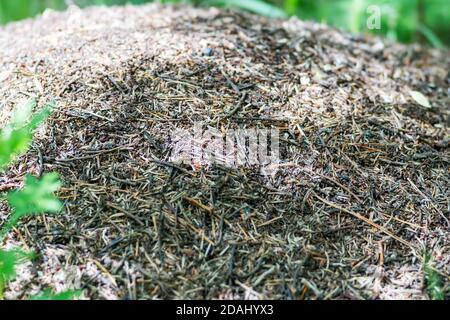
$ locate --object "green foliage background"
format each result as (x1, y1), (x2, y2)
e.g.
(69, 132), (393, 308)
(0, 0), (448, 47)
(0, 99), (79, 300)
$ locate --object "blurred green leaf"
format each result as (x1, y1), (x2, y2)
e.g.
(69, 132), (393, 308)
(1, 249), (80, 300)
(284, 0), (299, 16)
(8, 173), (63, 215)
(0, 96), (65, 300)
(0, 173), (63, 241)
(0, 249), (34, 299)
(423, 252), (445, 300)
(0, 99), (54, 171)
(418, 24), (444, 48)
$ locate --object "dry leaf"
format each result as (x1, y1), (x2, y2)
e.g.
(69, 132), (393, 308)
(409, 91), (431, 108)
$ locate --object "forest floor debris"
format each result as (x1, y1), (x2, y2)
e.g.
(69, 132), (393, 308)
(0, 3), (449, 299)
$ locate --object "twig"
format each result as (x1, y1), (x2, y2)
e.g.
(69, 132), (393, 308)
(313, 193), (414, 249)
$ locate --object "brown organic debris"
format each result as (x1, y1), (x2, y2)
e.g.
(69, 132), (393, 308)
(0, 4), (449, 300)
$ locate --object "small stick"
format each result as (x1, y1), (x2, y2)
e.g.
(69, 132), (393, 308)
(106, 202), (145, 226)
(184, 196), (212, 214)
(313, 193), (414, 249)
(220, 69), (240, 94)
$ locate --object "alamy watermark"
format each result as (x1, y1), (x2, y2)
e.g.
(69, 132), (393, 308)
(366, 5), (381, 30)
(169, 123), (281, 176)
(168, 5), (385, 176)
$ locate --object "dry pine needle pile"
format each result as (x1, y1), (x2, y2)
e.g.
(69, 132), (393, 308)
(0, 3), (449, 299)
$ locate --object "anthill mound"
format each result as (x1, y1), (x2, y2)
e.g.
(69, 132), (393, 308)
(0, 3), (449, 299)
